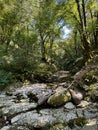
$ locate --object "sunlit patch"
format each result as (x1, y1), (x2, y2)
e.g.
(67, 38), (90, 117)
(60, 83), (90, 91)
(86, 119), (97, 126)
(62, 26), (71, 39)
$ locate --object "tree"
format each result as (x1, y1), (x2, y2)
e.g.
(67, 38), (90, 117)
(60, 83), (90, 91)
(59, 0), (98, 62)
(34, 0), (61, 63)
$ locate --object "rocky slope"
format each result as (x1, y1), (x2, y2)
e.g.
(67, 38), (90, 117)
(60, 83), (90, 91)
(0, 54), (98, 130)
(0, 82), (98, 130)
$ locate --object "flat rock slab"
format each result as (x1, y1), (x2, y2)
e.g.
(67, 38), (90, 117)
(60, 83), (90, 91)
(1, 102), (37, 116)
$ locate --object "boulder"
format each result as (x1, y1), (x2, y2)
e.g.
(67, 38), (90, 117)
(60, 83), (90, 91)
(69, 89), (83, 105)
(47, 87), (71, 107)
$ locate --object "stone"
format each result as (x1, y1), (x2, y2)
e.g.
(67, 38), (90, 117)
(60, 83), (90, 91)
(50, 71), (71, 82)
(26, 84), (52, 103)
(2, 102), (37, 116)
(81, 118), (98, 130)
(47, 88), (71, 107)
(64, 102), (75, 109)
(11, 110), (39, 124)
(66, 110), (77, 122)
(11, 110), (56, 129)
(0, 100), (15, 108)
(1, 125), (30, 130)
(69, 89), (83, 105)
(83, 110), (97, 118)
(0, 83), (98, 130)
(1, 126), (11, 130)
(13, 83), (48, 97)
(77, 100), (91, 108)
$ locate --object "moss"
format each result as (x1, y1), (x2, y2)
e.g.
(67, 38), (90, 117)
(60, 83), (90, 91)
(67, 117), (87, 129)
(84, 70), (97, 85)
(50, 123), (65, 130)
(47, 91), (71, 107)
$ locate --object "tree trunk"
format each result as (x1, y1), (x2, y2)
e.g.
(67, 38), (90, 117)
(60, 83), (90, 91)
(95, 11), (98, 48)
(41, 41), (46, 62)
(82, 34), (91, 62)
(75, 0), (91, 61)
(89, 9), (96, 47)
(74, 30), (78, 56)
(82, 0), (86, 29)
(49, 36), (54, 64)
(39, 29), (47, 62)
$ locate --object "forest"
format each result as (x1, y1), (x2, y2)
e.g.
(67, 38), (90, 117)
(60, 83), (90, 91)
(0, 0), (98, 130)
(0, 0), (98, 87)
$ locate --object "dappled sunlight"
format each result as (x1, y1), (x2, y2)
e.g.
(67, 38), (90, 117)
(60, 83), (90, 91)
(86, 119), (97, 126)
(2, 55), (13, 64)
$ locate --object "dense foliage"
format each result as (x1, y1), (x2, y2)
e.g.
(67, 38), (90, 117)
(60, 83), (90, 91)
(0, 0), (98, 87)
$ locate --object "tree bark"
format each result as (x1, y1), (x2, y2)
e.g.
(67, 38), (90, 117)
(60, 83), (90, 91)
(82, 0), (86, 29)
(95, 11), (98, 48)
(39, 30), (47, 62)
(75, 0), (91, 62)
(74, 30), (78, 56)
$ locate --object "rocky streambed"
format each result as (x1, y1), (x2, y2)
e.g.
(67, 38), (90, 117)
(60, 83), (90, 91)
(0, 83), (98, 130)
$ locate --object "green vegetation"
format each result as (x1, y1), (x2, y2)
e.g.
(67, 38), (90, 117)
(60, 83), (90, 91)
(0, 0), (98, 89)
(0, 70), (14, 89)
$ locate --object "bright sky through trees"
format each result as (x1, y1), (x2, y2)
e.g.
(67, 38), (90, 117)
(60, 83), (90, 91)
(62, 26), (71, 39)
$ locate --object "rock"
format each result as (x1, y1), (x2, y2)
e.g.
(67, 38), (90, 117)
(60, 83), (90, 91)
(0, 94), (15, 108)
(1, 126), (11, 130)
(37, 91), (55, 106)
(0, 83), (98, 130)
(12, 83), (52, 104)
(66, 110), (77, 122)
(77, 100), (91, 108)
(69, 89), (83, 105)
(11, 107), (78, 129)
(83, 110), (97, 118)
(11, 110), (39, 124)
(76, 109), (84, 118)
(1, 102), (37, 116)
(0, 100), (15, 108)
(64, 102), (75, 109)
(47, 87), (71, 107)
(81, 118), (98, 130)
(11, 110), (56, 129)
(50, 71), (71, 82)
(13, 83), (48, 97)
(26, 84), (52, 103)
(1, 125), (30, 130)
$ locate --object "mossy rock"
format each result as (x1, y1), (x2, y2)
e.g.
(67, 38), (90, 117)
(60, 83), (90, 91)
(47, 91), (71, 107)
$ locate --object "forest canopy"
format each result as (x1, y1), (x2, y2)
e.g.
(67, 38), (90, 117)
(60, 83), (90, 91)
(0, 0), (98, 86)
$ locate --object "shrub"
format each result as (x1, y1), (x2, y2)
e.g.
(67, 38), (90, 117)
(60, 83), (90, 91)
(0, 70), (15, 90)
